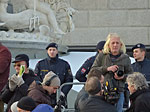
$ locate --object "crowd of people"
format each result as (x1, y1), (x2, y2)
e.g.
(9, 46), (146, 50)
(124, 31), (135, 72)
(0, 32), (150, 112)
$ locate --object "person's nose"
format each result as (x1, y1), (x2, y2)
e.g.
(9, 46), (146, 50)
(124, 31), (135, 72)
(53, 90), (57, 93)
(114, 43), (117, 46)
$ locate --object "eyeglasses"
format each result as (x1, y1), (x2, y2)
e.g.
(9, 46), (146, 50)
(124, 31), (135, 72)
(13, 64), (21, 67)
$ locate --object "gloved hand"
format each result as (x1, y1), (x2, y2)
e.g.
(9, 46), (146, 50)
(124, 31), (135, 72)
(60, 92), (67, 108)
(11, 74), (25, 87)
(60, 92), (65, 101)
(9, 74), (17, 91)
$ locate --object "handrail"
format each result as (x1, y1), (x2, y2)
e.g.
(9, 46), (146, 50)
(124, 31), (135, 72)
(56, 82), (85, 102)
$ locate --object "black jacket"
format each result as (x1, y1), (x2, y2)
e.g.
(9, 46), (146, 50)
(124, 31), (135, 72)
(132, 58), (150, 81)
(75, 55), (96, 82)
(74, 86), (89, 111)
(126, 89), (150, 112)
(1, 70), (38, 112)
(34, 55), (73, 96)
(79, 95), (117, 112)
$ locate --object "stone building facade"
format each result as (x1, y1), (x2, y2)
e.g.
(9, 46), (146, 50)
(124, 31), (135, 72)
(61, 0), (150, 47)
(5, 0), (150, 47)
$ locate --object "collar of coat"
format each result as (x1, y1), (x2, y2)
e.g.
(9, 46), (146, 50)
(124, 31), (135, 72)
(47, 54), (58, 62)
(129, 88), (150, 102)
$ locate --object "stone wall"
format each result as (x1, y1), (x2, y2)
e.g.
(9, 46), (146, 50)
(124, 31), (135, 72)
(61, 0), (150, 46)
(9, 0), (150, 46)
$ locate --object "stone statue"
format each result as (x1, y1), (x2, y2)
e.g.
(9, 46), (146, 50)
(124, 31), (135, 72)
(24, 0), (65, 35)
(0, 0), (76, 42)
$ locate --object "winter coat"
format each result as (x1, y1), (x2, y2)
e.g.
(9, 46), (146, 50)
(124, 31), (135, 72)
(126, 89), (150, 112)
(1, 70), (37, 112)
(0, 44), (11, 92)
(28, 81), (52, 106)
(92, 52), (133, 92)
(34, 54), (73, 96)
(79, 95), (117, 112)
(132, 58), (150, 81)
(74, 86), (89, 111)
(75, 55), (96, 82)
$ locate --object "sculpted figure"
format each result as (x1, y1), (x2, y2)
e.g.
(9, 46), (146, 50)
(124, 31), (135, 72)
(0, 0), (75, 36)
(24, 0), (65, 34)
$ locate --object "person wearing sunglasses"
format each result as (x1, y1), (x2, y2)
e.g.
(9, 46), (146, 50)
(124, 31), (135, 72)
(0, 54), (38, 112)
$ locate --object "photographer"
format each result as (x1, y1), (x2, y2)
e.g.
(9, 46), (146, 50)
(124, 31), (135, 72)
(92, 33), (133, 112)
(79, 76), (117, 112)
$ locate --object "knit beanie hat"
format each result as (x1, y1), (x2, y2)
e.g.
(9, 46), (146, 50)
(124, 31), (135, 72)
(32, 104), (54, 112)
(42, 71), (60, 87)
(17, 96), (36, 111)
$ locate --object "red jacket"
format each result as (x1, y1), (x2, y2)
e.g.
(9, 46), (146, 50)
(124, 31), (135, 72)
(0, 44), (11, 92)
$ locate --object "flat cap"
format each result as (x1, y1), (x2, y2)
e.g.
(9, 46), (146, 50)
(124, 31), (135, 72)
(46, 43), (58, 50)
(132, 43), (145, 51)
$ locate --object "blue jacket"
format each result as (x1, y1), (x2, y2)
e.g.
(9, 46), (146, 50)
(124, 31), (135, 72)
(75, 55), (96, 82)
(32, 104), (54, 112)
(34, 55), (73, 96)
(132, 58), (150, 81)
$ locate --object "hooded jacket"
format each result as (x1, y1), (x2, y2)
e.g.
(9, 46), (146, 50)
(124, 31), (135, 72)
(92, 52), (133, 92)
(28, 81), (52, 106)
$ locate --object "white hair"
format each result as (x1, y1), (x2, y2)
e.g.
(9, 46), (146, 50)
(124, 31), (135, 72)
(127, 72), (149, 90)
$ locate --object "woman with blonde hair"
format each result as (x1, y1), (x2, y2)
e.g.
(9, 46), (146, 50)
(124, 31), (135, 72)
(103, 33), (126, 54)
(92, 33), (133, 112)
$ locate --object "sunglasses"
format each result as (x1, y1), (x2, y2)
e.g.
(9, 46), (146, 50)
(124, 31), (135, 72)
(13, 64), (21, 67)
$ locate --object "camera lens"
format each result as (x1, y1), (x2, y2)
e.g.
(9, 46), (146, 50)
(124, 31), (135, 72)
(117, 70), (124, 77)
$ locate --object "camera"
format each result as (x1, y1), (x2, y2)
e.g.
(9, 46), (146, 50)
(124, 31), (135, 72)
(54, 95), (67, 112)
(103, 79), (120, 105)
(116, 69), (124, 77)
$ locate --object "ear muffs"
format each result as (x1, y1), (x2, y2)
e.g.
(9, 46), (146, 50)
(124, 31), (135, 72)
(45, 75), (58, 86)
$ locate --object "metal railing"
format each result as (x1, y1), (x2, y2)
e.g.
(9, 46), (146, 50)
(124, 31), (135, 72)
(56, 82), (85, 112)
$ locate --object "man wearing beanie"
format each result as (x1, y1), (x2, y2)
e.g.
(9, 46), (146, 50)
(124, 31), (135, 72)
(79, 77), (117, 112)
(11, 96), (54, 112)
(11, 96), (36, 112)
(34, 42), (73, 106)
(75, 41), (105, 82)
(1, 54), (38, 112)
(28, 71), (60, 107)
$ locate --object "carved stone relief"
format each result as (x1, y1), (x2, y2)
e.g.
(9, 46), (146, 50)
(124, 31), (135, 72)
(0, 0), (76, 42)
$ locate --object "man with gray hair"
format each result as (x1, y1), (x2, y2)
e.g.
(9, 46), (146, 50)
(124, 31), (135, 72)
(126, 72), (150, 112)
(28, 71), (60, 107)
